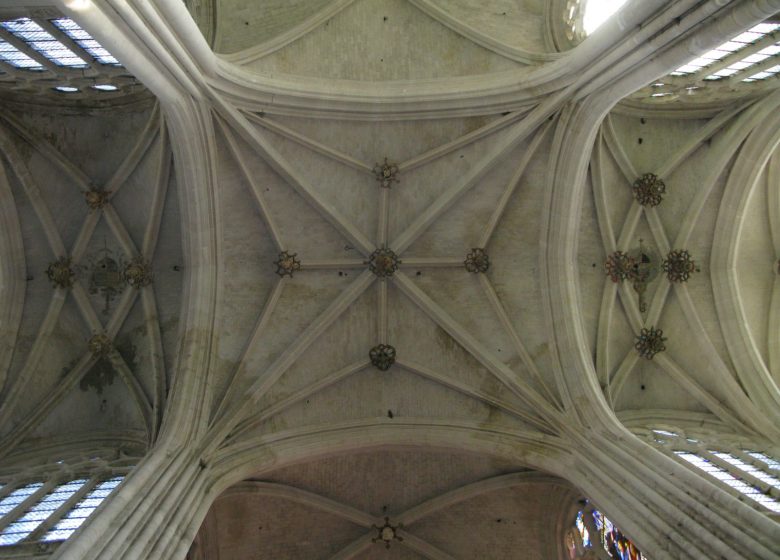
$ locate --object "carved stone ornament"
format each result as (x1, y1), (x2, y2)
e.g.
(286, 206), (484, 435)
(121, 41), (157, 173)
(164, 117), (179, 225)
(464, 248), (490, 273)
(84, 189), (111, 210)
(46, 256), (75, 289)
(632, 173), (666, 207)
(634, 327), (666, 360)
(368, 248), (400, 278)
(373, 157), (399, 188)
(369, 344), (396, 371)
(605, 251), (635, 283)
(371, 517), (403, 549)
(274, 251), (301, 278)
(88, 333), (113, 358)
(85, 247), (126, 315)
(123, 256), (153, 288)
(662, 249), (697, 283)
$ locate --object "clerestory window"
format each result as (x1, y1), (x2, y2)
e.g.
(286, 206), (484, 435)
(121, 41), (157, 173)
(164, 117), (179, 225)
(0, 475), (125, 548)
(0, 13), (139, 98)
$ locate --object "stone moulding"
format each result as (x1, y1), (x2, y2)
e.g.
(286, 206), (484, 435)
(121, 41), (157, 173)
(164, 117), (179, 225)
(371, 517), (403, 548)
(85, 189), (111, 210)
(632, 173), (665, 207)
(369, 344), (396, 371)
(88, 333), (113, 358)
(464, 248), (490, 273)
(662, 249), (697, 283)
(274, 251), (301, 278)
(634, 326), (666, 360)
(368, 248), (400, 278)
(373, 158), (399, 188)
(123, 257), (153, 288)
(46, 256), (76, 289)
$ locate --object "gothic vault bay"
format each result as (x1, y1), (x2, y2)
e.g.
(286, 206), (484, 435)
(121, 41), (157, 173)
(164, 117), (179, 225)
(0, 0), (779, 559)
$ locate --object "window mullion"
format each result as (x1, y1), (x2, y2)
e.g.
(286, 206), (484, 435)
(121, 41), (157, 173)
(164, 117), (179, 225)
(24, 476), (99, 544)
(35, 18), (95, 76)
(690, 30), (780, 80)
(0, 479), (58, 533)
(0, 27), (56, 73)
(703, 451), (774, 494)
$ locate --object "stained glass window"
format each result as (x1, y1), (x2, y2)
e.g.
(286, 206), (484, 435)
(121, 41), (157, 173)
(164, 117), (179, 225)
(572, 506), (650, 560)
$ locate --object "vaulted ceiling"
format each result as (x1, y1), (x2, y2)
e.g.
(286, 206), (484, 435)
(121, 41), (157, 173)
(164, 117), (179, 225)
(1, 0), (780, 559)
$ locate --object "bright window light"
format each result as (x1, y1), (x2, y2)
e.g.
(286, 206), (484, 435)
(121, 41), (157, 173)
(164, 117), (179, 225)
(0, 18), (87, 68)
(583, 0), (629, 35)
(51, 18), (121, 66)
(42, 477), (123, 543)
(0, 480), (87, 546)
(671, 23), (780, 76)
(0, 40), (43, 69)
(676, 452), (780, 512)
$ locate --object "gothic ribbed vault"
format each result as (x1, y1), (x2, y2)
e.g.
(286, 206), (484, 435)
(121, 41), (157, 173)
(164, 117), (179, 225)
(0, 1), (779, 559)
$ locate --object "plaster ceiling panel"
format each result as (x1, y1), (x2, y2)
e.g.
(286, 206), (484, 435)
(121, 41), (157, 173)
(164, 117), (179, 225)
(424, 0), (547, 54)
(29, 355), (146, 439)
(209, 128), (282, 412)
(113, 297), (159, 418)
(389, 119), (531, 244)
(78, 219), (134, 326)
(215, 270), (360, 416)
(108, 130), (168, 255)
(682, 170), (736, 373)
(2, 135), (87, 253)
(409, 482), (574, 559)
(266, 114), (500, 167)
(253, 124), (379, 244)
(262, 449), (518, 517)
(607, 114), (715, 245)
(409, 269), (516, 358)
(219, 122), (362, 260)
(211, 494), (366, 559)
(215, 0), (333, 54)
(660, 290), (742, 405)
(488, 175), (557, 390)
(404, 139), (528, 258)
(7, 107), (154, 190)
(603, 294), (639, 388)
(244, 0), (521, 81)
(591, 135), (634, 249)
(259, 364), (522, 435)
(2, 296), (90, 436)
(149, 170), (183, 385)
(613, 358), (710, 414)
(0, 159), (56, 398)
(253, 285), (375, 409)
(388, 283), (537, 419)
(576, 172), (605, 359)
(734, 166), (774, 368)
